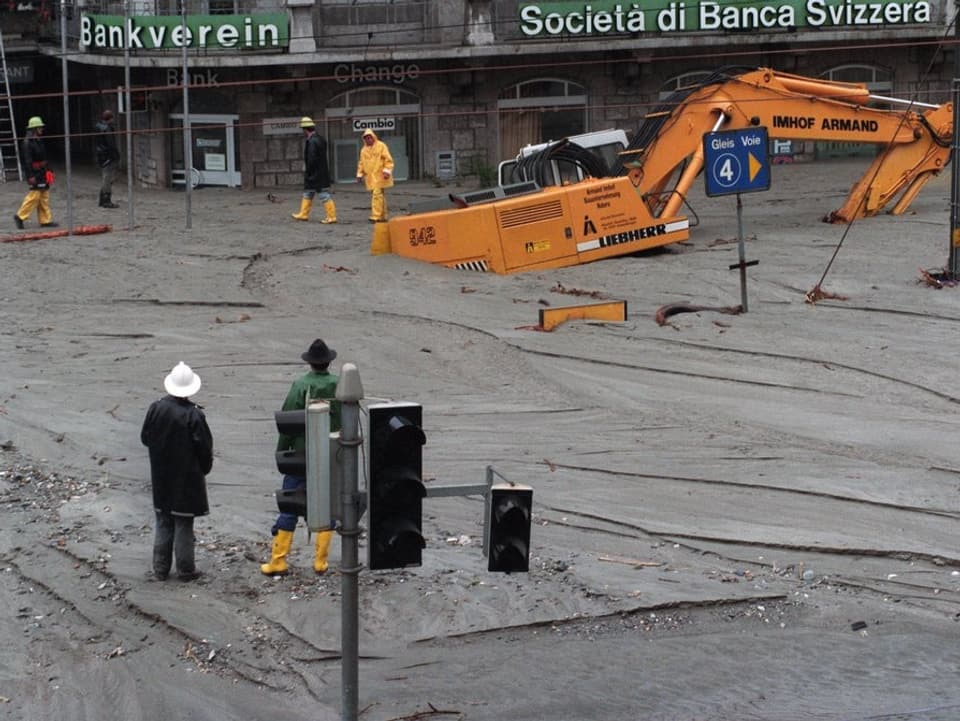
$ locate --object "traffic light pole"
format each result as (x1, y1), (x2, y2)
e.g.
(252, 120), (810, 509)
(335, 364), (364, 721)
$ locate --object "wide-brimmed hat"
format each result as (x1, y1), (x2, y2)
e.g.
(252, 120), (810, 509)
(301, 338), (337, 365)
(164, 361), (202, 398)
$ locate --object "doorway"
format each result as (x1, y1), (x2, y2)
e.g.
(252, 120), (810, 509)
(326, 85), (422, 182)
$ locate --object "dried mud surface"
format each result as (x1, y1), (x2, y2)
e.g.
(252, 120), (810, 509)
(2, 162), (960, 721)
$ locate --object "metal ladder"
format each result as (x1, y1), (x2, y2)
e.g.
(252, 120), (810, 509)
(0, 31), (21, 182)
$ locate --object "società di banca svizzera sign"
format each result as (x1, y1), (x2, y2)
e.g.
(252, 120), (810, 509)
(519, 0), (932, 35)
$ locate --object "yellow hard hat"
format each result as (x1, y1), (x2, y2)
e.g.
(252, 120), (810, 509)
(299, 116), (315, 128)
(27, 116), (44, 129)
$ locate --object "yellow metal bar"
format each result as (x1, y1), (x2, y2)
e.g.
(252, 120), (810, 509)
(539, 300), (628, 331)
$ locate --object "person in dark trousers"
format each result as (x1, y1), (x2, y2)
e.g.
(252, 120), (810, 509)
(14, 116), (57, 229)
(291, 116), (336, 224)
(261, 338), (341, 575)
(95, 109), (120, 208)
(141, 361), (214, 581)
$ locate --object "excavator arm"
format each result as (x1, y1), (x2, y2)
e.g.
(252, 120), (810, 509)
(623, 67), (952, 223)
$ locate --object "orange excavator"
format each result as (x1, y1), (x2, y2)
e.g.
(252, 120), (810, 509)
(387, 67), (953, 274)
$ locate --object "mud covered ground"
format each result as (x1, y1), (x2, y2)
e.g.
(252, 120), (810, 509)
(2, 160), (960, 721)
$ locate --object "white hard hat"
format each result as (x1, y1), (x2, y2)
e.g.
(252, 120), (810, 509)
(164, 361), (202, 398)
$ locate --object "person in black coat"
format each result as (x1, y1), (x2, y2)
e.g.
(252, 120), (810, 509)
(141, 362), (214, 581)
(290, 116), (336, 223)
(94, 109), (121, 209)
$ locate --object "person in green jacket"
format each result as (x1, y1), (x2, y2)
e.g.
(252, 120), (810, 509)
(261, 338), (341, 576)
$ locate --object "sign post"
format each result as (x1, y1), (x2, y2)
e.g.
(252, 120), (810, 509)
(703, 127), (770, 312)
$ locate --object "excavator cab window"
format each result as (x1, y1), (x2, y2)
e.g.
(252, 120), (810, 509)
(497, 129), (629, 186)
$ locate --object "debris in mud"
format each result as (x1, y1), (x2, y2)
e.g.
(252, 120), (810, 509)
(804, 284), (849, 303)
(0, 460), (111, 524)
(598, 554), (662, 569)
(654, 301), (741, 326)
(550, 282), (604, 299)
(214, 313), (252, 324)
(918, 267), (960, 289)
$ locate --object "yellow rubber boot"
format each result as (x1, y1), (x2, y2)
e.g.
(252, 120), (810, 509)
(260, 529), (294, 575)
(370, 189), (387, 222)
(292, 198), (312, 221)
(320, 200), (337, 224)
(313, 530), (333, 574)
(370, 222), (391, 255)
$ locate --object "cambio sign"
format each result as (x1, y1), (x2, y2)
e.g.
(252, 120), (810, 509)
(81, 13), (289, 50)
(519, 0), (932, 34)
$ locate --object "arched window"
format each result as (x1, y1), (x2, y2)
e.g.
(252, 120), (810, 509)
(658, 70), (716, 101)
(326, 86), (422, 182)
(821, 64), (892, 94)
(819, 65), (893, 158)
(498, 78), (587, 160)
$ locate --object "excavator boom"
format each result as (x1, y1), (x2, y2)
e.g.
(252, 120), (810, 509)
(628, 68), (952, 223)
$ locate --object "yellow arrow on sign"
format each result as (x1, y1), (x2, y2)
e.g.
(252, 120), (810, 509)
(748, 151), (763, 182)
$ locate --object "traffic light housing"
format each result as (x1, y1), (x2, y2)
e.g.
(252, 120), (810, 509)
(275, 409), (308, 476)
(487, 483), (533, 573)
(367, 402), (426, 570)
(273, 402), (333, 531)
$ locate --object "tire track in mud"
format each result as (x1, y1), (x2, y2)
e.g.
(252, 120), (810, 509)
(537, 504), (960, 616)
(544, 462), (960, 519)
(355, 308), (959, 405)
(2, 535), (367, 700)
(643, 334), (960, 404)
(537, 463), (960, 568)
(0, 458), (341, 699)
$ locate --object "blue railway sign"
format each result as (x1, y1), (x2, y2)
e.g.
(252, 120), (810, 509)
(703, 127), (770, 197)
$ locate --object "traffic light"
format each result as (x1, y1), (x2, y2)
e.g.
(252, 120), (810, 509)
(273, 401), (333, 531)
(487, 483), (533, 573)
(367, 402), (426, 570)
(274, 409), (308, 476)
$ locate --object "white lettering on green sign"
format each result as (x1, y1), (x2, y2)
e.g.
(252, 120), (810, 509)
(519, 0), (932, 34)
(520, 3), (645, 34)
(80, 14), (289, 50)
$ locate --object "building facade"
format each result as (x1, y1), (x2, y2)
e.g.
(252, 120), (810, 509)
(4, 0), (955, 189)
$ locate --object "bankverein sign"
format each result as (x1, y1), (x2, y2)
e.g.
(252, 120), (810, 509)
(519, 0), (933, 35)
(81, 13), (289, 50)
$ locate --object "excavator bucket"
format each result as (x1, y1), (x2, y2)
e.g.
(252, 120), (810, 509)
(826, 103), (952, 223)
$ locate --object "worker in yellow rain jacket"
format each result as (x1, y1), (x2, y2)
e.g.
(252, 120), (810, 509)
(355, 129), (394, 222)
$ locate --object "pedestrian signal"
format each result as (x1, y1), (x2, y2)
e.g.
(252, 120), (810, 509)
(273, 402), (331, 530)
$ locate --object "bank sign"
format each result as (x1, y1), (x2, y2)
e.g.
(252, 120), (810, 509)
(519, 0), (932, 34)
(81, 13), (289, 50)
